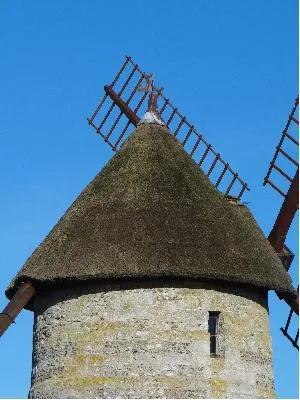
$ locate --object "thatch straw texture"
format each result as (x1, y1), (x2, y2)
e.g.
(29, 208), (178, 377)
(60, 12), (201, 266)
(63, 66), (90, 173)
(6, 124), (294, 303)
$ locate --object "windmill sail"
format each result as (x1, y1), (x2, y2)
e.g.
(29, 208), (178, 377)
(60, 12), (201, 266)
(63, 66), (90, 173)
(87, 55), (250, 200)
(264, 96), (298, 198)
(264, 96), (299, 350)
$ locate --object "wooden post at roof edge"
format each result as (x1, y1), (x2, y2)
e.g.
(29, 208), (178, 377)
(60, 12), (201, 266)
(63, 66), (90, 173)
(0, 282), (35, 337)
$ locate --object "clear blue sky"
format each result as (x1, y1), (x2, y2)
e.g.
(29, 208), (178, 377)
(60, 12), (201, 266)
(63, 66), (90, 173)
(0, 1), (298, 398)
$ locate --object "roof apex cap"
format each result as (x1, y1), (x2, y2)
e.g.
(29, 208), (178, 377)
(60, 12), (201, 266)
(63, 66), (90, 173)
(138, 111), (165, 125)
(138, 92), (165, 126)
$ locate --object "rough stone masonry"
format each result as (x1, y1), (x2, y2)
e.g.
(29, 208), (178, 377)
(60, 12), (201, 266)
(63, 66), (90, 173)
(29, 280), (275, 399)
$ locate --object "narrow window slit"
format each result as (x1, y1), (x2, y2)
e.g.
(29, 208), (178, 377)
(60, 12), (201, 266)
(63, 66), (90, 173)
(208, 311), (222, 357)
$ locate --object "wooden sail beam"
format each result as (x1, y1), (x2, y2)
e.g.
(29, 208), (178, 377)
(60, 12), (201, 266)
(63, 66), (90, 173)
(104, 85), (140, 126)
(0, 282), (35, 337)
(268, 169), (299, 253)
(267, 168), (299, 316)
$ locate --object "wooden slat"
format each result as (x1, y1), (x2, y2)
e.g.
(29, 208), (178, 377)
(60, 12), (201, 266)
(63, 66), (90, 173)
(279, 148), (299, 167)
(285, 132), (299, 146)
(198, 145), (211, 167)
(117, 65), (138, 96)
(182, 126), (194, 146)
(166, 109), (177, 127)
(159, 98), (169, 114)
(272, 164), (293, 183)
(105, 111), (124, 141)
(237, 184), (247, 200)
(266, 178), (286, 197)
(111, 57), (130, 87)
(225, 174), (238, 195)
(215, 164), (229, 188)
(206, 154), (219, 178)
(89, 94), (108, 124)
(174, 118), (185, 137)
(190, 136), (202, 157)
(290, 115), (299, 125)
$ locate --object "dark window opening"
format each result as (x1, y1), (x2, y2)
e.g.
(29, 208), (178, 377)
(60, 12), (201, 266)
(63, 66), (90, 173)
(208, 311), (220, 356)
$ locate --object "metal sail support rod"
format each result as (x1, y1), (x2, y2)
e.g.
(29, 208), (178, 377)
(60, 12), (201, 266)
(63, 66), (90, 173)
(0, 282), (36, 337)
(268, 169), (299, 253)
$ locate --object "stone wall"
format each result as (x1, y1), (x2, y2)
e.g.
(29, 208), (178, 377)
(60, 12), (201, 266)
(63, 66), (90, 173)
(29, 280), (275, 398)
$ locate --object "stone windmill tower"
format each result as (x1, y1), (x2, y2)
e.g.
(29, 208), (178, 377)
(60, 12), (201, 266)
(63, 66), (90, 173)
(0, 56), (298, 399)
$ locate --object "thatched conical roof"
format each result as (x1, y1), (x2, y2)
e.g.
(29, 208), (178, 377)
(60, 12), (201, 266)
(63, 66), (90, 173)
(6, 123), (294, 304)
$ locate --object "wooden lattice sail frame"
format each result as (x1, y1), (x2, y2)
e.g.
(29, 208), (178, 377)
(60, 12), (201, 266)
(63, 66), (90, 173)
(264, 96), (299, 350)
(87, 55), (250, 200)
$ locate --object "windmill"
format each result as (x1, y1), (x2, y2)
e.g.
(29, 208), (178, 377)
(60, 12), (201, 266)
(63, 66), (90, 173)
(0, 55), (298, 398)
